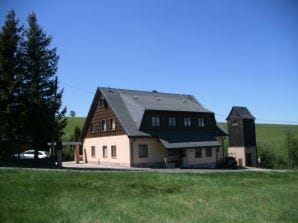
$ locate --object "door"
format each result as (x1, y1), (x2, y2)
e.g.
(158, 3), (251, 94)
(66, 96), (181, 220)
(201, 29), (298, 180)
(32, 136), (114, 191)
(246, 153), (252, 166)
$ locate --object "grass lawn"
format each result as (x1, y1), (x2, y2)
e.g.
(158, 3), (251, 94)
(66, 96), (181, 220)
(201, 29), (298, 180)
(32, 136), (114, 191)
(0, 169), (298, 223)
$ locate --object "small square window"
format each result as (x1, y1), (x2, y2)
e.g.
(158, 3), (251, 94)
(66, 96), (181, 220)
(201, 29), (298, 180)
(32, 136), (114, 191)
(168, 117), (176, 127)
(198, 118), (205, 127)
(111, 146), (117, 158)
(152, 116), (160, 127)
(138, 144), (148, 158)
(184, 117), (191, 127)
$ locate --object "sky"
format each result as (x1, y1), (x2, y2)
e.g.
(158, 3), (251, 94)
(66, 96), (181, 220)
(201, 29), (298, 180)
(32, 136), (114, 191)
(1, 0), (298, 124)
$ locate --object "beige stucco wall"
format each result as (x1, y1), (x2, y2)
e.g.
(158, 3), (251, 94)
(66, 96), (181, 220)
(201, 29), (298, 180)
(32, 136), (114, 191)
(83, 135), (131, 167)
(228, 146), (257, 167)
(131, 138), (166, 167)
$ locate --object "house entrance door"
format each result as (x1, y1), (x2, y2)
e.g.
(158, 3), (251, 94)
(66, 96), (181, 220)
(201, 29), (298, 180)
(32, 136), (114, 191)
(246, 153), (252, 166)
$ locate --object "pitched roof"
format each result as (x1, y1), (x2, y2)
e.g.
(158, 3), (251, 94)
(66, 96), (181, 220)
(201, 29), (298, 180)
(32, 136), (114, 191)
(82, 87), (227, 139)
(100, 87), (213, 136)
(226, 106), (255, 120)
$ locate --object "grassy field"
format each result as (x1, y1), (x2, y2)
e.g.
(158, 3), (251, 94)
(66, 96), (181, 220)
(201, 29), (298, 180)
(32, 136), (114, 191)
(0, 169), (297, 223)
(62, 117), (85, 141)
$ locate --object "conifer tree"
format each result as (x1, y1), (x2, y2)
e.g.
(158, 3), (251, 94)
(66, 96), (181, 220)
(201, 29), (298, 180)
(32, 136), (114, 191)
(22, 13), (66, 158)
(0, 10), (24, 156)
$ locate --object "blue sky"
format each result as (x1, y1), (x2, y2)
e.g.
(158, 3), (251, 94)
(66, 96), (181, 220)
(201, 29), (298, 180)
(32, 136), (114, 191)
(1, 0), (298, 124)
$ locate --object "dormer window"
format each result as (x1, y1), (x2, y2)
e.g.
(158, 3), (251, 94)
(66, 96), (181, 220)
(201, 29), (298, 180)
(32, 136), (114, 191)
(184, 117), (191, 127)
(198, 118), (205, 127)
(151, 116), (160, 127)
(168, 117), (176, 127)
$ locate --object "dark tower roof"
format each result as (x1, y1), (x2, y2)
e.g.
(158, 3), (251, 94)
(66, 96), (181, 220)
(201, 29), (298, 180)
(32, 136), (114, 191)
(226, 106), (255, 120)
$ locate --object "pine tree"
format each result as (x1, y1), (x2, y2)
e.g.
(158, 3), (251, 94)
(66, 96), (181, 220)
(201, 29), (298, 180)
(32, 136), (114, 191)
(0, 10), (24, 156)
(23, 13), (67, 158)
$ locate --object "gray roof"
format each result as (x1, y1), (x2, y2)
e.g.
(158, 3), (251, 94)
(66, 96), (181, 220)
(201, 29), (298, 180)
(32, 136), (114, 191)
(226, 106), (255, 120)
(161, 140), (221, 149)
(148, 130), (222, 149)
(100, 87), (213, 136)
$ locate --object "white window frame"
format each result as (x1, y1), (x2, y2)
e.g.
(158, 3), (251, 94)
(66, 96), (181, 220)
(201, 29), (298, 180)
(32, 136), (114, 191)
(184, 117), (191, 127)
(168, 117), (176, 127)
(151, 116), (160, 127)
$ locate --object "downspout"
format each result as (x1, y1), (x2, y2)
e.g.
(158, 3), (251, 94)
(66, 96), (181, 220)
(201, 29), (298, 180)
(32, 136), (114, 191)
(130, 137), (136, 167)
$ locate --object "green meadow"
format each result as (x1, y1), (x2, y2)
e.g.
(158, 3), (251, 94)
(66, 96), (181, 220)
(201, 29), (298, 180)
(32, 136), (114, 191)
(0, 169), (297, 223)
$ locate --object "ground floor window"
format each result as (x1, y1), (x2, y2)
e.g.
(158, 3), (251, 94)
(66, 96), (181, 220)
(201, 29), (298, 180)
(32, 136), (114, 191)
(91, 146), (96, 157)
(167, 150), (177, 156)
(206, 148), (212, 157)
(138, 144), (148, 158)
(102, 146), (108, 158)
(111, 145), (117, 158)
(195, 148), (202, 158)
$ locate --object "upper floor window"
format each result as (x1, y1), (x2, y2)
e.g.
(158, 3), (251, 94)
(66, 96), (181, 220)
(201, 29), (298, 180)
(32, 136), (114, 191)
(168, 117), (176, 127)
(184, 117), (191, 127)
(110, 118), (115, 130)
(198, 118), (205, 127)
(101, 120), (107, 131)
(232, 120), (238, 127)
(90, 123), (95, 134)
(151, 116), (160, 127)
(99, 97), (105, 107)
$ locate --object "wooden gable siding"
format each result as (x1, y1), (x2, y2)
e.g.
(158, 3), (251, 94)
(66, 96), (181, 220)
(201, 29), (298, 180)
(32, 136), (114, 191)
(227, 116), (256, 147)
(85, 95), (126, 138)
(140, 111), (216, 131)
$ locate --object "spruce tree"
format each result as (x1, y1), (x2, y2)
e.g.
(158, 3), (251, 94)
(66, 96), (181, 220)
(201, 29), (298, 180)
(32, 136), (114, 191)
(23, 13), (66, 158)
(0, 10), (24, 156)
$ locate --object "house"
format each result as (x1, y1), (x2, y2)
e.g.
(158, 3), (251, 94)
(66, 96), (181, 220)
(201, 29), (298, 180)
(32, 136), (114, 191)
(80, 87), (227, 168)
(226, 106), (257, 167)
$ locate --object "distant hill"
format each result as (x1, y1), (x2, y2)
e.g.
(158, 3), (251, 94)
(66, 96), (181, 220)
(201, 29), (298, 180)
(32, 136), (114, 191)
(61, 117), (86, 141)
(62, 117), (298, 155)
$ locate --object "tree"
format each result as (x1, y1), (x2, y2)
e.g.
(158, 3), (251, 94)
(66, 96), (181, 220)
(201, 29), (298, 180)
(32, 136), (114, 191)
(0, 10), (24, 156)
(70, 110), (76, 117)
(22, 13), (67, 158)
(70, 126), (81, 142)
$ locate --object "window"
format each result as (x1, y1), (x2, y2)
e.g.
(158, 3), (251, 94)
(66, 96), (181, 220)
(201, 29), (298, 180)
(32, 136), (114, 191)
(138, 144), (148, 158)
(99, 98), (105, 107)
(167, 150), (177, 156)
(206, 148), (212, 157)
(101, 120), (107, 131)
(90, 123), (94, 133)
(111, 146), (117, 158)
(168, 117), (176, 127)
(198, 118), (205, 127)
(102, 146), (108, 158)
(184, 117), (191, 127)
(195, 149), (202, 158)
(151, 116), (160, 127)
(91, 146), (96, 157)
(232, 120), (238, 127)
(110, 118), (115, 130)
